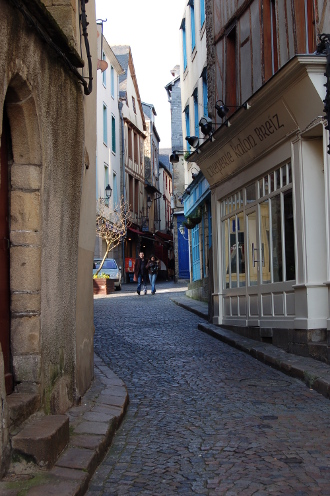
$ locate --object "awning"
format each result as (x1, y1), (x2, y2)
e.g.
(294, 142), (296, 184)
(155, 231), (173, 241)
(128, 227), (144, 235)
(127, 227), (154, 241)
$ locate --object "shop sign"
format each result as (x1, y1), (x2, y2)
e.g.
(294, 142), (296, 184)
(204, 101), (297, 186)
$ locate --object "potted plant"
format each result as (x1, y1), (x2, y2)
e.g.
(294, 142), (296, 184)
(93, 272), (115, 295)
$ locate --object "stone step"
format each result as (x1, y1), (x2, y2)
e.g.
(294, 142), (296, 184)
(6, 392), (40, 431)
(12, 414), (69, 468)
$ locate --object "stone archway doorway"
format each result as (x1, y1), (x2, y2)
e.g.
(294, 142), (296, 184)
(0, 110), (13, 394)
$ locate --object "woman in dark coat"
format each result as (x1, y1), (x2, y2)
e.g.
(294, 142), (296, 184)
(146, 255), (159, 295)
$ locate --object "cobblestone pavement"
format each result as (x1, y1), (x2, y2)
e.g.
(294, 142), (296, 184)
(87, 282), (330, 496)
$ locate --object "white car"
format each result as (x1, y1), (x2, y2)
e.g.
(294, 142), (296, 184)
(93, 258), (122, 290)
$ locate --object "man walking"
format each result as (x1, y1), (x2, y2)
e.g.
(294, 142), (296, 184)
(134, 251), (148, 295)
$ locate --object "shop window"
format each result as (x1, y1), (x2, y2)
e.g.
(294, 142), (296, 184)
(246, 183), (256, 203)
(284, 190), (295, 281)
(271, 194), (282, 282)
(222, 162), (295, 289)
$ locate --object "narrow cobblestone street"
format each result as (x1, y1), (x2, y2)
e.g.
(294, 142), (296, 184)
(87, 282), (330, 495)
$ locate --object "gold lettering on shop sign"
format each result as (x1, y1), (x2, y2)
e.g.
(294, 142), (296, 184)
(206, 111), (287, 180)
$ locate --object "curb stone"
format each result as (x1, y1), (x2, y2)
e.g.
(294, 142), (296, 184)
(0, 355), (128, 496)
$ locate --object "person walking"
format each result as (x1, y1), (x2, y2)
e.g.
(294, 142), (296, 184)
(146, 255), (159, 295)
(134, 251), (148, 295)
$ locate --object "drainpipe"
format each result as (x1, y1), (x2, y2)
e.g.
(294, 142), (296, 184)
(119, 100), (126, 280)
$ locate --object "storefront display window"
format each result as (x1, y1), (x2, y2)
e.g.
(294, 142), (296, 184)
(222, 162), (295, 289)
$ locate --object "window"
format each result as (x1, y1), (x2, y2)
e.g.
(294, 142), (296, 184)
(104, 164), (109, 206)
(270, 0), (278, 74)
(103, 104), (107, 145)
(129, 175), (133, 211)
(111, 115), (116, 153)
(305, 0), (315, 53)
(208, 202), (212, 248)
(113, 173), (118, 207)
(134, 178), (139, 214)
(202, 68), (208, 117)
(185, 106), (190, 151)
(128, 127), (132, 160)
(181, 18), (187, 72)
(132, 96), (136, 114)
(222, 162), (295, 289)
(226, 26), (237, 108)
(102, 52), (106, 86)
(189, 0), (196, 51)
(193, 89), (199, 137)
(110, 66), (114, 98)
(264, 0), (279, 80)
(200, 0), (205, 27)
(134, 132), (138, 164)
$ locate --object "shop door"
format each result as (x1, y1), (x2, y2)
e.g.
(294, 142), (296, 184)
(0, 113), (13, 394)
(246, 207), (262, 322)
(177, 214), (190, 279)
(246, 209), (259, 286)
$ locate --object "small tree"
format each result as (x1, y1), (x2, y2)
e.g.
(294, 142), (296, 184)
(95, 197), (131, 276)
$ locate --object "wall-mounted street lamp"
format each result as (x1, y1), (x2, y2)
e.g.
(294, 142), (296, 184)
(169, 150), (188, 163)
(185, 136), (199, 148)
(147, 196), (152, 210)
(185, 135), (215, 150)
(199, 116), (213, 136)
(190, 167), (200, 180)
(215, 100), (251, 120)
(100, 184), (112, 203)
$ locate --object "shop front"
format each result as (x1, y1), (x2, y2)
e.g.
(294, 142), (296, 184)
(190, 56), (330, 360)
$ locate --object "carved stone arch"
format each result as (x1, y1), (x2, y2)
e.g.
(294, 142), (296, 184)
(4, 73), (42, 392)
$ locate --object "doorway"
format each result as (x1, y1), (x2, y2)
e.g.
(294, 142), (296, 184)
(0, 111), (13, 394)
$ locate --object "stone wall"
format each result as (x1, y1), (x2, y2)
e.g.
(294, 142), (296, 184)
(0, 0), (94, 471)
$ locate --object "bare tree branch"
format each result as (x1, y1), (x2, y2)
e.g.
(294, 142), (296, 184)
(95, 197), (131, 275)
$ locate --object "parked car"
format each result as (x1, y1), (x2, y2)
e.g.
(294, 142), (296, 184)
(93, 258), (122, 290)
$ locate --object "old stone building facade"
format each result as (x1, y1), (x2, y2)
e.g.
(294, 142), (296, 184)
(0, 0), (97, 475)
(190, 0), (330, 361)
